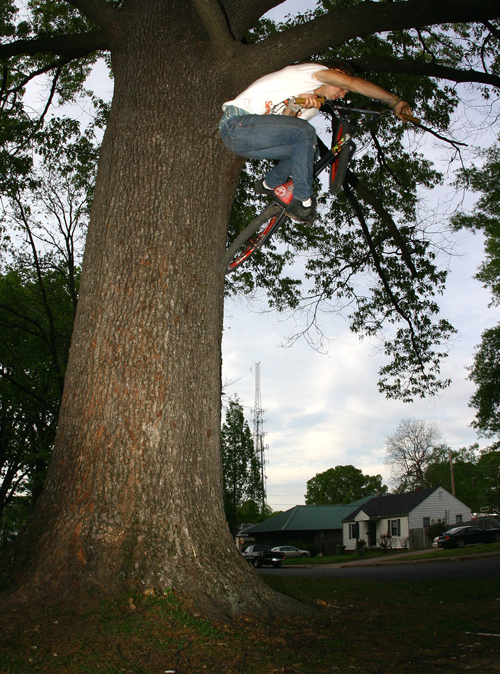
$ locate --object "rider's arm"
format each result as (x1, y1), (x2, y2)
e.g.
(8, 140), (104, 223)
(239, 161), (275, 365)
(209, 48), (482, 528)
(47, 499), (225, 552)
(313, 69), (413, 119)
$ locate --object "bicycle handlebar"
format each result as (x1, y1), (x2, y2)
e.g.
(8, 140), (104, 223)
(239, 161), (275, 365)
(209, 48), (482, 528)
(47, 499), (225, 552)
(399, 111), (421, 125)
(295, 96), (326, 106)
(294, 97), (420, 124)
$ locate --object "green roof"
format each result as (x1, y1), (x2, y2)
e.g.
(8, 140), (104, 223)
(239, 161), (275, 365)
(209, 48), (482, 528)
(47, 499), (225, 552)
(244, 504), (360, 534)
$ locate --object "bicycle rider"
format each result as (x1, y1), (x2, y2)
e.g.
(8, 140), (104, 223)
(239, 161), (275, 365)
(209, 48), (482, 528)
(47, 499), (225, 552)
(219, 60), (413, 224)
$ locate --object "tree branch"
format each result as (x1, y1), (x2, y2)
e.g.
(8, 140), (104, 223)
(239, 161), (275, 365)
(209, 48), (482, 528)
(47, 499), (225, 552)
(352, 56), (500, 89)
(343, 180), (427, 374)
(252, 0), (500, 76)
(0, 367), (60, 413)
(0, 30), (109, 60)
(345, 170), (417, 278)
(484, 20), (500, 42)
(192, 0), (234, 51)
(65, 0), (117, 30)
(222, 0), (286, 41)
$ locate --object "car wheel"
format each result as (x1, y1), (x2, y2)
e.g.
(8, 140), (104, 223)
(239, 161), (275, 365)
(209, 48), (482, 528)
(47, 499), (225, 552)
(456, 538), (466, 548)
(253, 558), (261, 568)
(493, 532), (500, 542)
(300, 553), (308, 558)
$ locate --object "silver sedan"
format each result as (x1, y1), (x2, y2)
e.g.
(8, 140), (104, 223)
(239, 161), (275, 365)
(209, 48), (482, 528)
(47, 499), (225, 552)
(272, 545), (311, 558)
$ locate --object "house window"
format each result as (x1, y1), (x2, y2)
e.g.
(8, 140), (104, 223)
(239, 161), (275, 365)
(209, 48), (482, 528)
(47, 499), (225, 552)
(389, 519), (401, 537)
(423, 517), (430, 528)
(456, 514), (463, 524)
(349, 522), (359, 539)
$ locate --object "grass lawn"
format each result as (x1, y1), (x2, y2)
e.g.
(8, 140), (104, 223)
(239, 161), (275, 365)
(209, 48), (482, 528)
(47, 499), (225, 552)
(1, 550), (500, 674)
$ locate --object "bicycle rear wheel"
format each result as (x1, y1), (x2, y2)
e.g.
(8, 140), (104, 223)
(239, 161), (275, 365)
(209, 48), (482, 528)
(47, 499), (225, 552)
(221, 203), (286, 275)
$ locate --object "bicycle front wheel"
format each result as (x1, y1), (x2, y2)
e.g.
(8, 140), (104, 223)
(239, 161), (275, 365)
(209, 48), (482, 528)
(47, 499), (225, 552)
(221, 203), (286, 275)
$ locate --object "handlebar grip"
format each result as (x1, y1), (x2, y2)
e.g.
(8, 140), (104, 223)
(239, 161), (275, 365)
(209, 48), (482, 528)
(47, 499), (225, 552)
(400, 112), (421, 125)
(294, 96), (326, 106)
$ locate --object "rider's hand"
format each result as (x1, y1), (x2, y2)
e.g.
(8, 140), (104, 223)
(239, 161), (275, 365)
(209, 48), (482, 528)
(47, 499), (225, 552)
(298, 93), (322, 109)
(393, 99), (413, 119)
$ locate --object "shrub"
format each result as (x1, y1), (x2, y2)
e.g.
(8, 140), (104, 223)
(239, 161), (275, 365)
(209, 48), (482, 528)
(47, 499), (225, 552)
(426, 518), (449, 543)
(378, 532), (392, 551)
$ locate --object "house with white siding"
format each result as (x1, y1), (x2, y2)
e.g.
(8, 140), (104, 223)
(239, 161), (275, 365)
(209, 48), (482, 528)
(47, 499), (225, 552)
(342, 486), (471, 550)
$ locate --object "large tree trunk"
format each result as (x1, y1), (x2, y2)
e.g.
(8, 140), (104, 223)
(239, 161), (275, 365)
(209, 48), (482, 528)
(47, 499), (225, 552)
(3, 0), (297, 618)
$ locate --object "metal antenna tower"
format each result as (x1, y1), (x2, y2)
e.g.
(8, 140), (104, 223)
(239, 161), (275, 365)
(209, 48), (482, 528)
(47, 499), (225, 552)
(252, 362), (268, 508)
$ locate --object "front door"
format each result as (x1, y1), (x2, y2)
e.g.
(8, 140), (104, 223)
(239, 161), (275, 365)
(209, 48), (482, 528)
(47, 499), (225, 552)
(368, 522), (377, 547)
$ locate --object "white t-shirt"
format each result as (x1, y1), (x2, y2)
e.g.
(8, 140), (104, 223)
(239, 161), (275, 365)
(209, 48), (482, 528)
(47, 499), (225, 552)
(223, 63), (328, 120)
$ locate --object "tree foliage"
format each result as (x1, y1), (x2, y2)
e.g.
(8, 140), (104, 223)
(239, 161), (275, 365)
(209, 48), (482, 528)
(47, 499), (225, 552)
(424, 443), (500, 511)
(305, 464), (387, 505)
(1, 1), (499, 404)
(0, 116), (98, 527)
(224, 1), (500, 402)
(453, 142), (500, 436)
(0, 265), (75, 520)
(221, 396), (265, 534)
(384, 417), (448, 491)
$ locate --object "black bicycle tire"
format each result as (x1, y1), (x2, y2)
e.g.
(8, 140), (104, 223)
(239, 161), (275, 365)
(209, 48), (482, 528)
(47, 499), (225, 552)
(221, 203), (286, 274)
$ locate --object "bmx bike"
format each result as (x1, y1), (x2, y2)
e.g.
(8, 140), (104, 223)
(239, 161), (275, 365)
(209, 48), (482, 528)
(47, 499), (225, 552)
(221, 99), (418, 275)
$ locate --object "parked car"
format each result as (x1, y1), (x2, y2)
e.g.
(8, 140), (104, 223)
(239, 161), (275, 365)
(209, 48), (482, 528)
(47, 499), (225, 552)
(433, 525), (500, 549)
(271, 545), (311, 558)
(241, 545), (285, 568)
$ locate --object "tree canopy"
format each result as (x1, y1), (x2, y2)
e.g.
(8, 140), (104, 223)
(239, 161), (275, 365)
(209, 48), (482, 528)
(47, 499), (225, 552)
(384, 417), (448, 491)
(0, 115), (96, 531)
(424, 443), (500, 511)
(305, 464), (387, 505)
(1, 0), (500, 401)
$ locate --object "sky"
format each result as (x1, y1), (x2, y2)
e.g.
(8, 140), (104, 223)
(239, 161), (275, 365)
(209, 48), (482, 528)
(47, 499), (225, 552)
(28, 1), (500, 512)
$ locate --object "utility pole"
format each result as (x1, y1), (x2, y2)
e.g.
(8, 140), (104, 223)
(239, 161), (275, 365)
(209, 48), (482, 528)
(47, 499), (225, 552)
(449, 449), (456, 496)
(252, 362), (268, 509)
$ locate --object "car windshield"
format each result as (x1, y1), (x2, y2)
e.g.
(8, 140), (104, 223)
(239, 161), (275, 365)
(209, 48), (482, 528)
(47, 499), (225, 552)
(444, 527), (464, 535)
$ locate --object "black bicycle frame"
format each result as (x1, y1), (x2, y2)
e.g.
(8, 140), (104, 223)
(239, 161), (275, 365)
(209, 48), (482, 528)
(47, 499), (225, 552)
(313, 102), (388, 179)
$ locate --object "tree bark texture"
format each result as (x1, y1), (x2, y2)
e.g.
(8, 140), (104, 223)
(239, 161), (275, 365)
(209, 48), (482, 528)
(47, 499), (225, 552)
(5, 0), (293, 618)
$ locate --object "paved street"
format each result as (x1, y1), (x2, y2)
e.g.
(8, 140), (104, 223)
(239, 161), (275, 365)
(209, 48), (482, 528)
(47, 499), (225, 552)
(258, 552), (500, 582)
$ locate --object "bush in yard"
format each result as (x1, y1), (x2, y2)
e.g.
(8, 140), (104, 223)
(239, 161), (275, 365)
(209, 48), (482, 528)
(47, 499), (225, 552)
(426, 518), (449, 542)
(378, 533), (392, 551)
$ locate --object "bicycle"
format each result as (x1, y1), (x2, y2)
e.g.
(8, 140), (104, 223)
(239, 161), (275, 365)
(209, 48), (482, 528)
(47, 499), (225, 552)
(221, 99), (419, 275)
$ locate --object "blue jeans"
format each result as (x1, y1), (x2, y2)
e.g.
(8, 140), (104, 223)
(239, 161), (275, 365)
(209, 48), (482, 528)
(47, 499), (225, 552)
(220, 114), (317, 201)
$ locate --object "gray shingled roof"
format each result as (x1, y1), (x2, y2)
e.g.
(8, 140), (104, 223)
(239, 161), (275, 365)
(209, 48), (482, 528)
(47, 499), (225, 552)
(342, 487), (440, 522)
